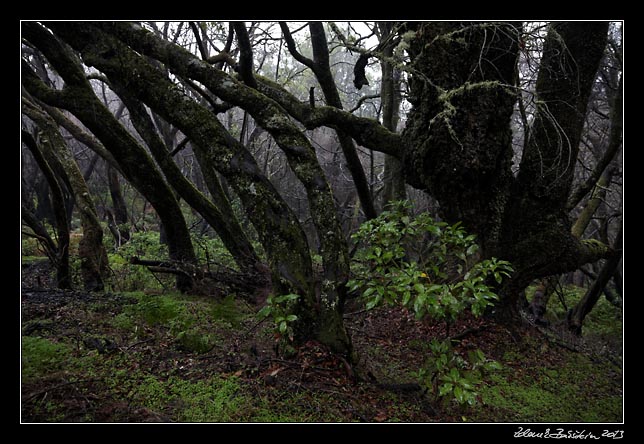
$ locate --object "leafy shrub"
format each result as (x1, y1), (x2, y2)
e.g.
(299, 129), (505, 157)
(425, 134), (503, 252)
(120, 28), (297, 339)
(418, 339), (501, 406)
(348, 201), (511, 406)
(257, 293), (300, 342)
(348, 201), (513, 323)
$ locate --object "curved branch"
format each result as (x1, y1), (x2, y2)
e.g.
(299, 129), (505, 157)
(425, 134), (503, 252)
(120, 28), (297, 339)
(279, 22), (316, 70)
(189, 22), (209, 60)
(567, 75), (622, 210)
(255, 75), (400, 156)
(348, 93), (380, 113)
(232, 22), (257, 88)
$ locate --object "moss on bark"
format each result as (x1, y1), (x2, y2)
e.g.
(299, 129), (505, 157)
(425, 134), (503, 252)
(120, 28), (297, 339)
(401, 22), (613, 319)
(89, 21), (353, 355)
(23, 99), (107, 291)
(22, 22), (197, 292)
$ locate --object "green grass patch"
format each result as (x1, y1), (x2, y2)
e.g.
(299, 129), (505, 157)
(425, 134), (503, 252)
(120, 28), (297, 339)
(22, 336), (74, 380)
(131, 375), (244, 422)
(477, 351), (622, 422)
(112, 291), (250, 354)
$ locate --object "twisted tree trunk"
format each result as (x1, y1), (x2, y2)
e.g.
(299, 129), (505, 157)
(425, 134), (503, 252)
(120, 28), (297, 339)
(40, 21), (352, 355)
(401, 22), (614, 321)
(22, 22), (197, 292)
(22, 99), (108, 291)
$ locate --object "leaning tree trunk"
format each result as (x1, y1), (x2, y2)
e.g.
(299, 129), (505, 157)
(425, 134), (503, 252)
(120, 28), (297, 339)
(568, 225), (622, 335)
(21, 130), (72, 289)
(22, 22), (198, 292)
(23, 99), (108, 291)
(40, 21), (352, 355)
(401, 22), (613, 323)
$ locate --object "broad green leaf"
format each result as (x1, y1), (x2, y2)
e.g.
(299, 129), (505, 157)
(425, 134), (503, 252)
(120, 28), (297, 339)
(454, 385), (464, 402)
(257, 306), (271, 318)
(439, 383), (453, 396)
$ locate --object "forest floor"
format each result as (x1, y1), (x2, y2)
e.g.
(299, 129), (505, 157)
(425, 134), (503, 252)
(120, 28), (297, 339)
(21, 258), (623, 423)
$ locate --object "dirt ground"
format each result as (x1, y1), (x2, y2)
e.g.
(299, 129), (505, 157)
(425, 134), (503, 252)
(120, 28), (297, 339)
(20, 260), (623, 423)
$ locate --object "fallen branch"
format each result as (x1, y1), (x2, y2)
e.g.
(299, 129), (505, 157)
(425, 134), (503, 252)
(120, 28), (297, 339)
(129, 256), (268, 296)
(449, 325), (489, 341)
(23, 378), (100, 403)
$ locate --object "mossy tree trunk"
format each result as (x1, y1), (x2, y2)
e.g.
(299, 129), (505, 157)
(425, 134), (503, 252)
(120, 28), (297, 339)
(22, 22), (197, 292)
(401, 22), (614, 321)
(22, 99), (108, 291)
(378, 21), (406, 207)
(21, 129), (72, 289)
(36, 21), (352, 355)
(568, 225), (622, 335)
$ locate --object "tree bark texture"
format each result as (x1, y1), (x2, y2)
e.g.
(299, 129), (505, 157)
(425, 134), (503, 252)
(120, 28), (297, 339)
(22, 22), (197, 292)
(40, 21), (352, 354)
(400, 22), (613, 317)
(22, 100), (108, 291)
(21, 130), (72, 289)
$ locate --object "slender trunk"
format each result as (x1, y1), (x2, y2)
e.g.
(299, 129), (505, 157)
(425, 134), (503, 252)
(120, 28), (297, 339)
(310, 23), (376, 220)
(33, 177), (55, 225)
(22, 22), (197, 292)
(568, 225), (622, 335)
(107, 164), (130, 245)
(572, 167), (616, 239)
(22, 100), (108, 291)
(379, 22), (405, 206)
(22, 131), (72, 289)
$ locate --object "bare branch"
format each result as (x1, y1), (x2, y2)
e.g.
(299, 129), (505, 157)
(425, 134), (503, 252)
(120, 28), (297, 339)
(279, 22), (315, 70)
(232, 22), (258, 88)
(349, 93), (380, 114)
(189, 22), (209, 60)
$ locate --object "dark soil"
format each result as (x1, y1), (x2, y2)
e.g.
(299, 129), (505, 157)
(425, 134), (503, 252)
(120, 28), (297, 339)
(20, 260), (623, 423)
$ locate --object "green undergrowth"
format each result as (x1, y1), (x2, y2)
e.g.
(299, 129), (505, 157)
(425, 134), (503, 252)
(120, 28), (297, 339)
(22, 336), (74, 381)
(472, 340), (622, 422)
(22, 282), (622, 422)
(527, 284), (623, 337)
(113, 291), (247, 353)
